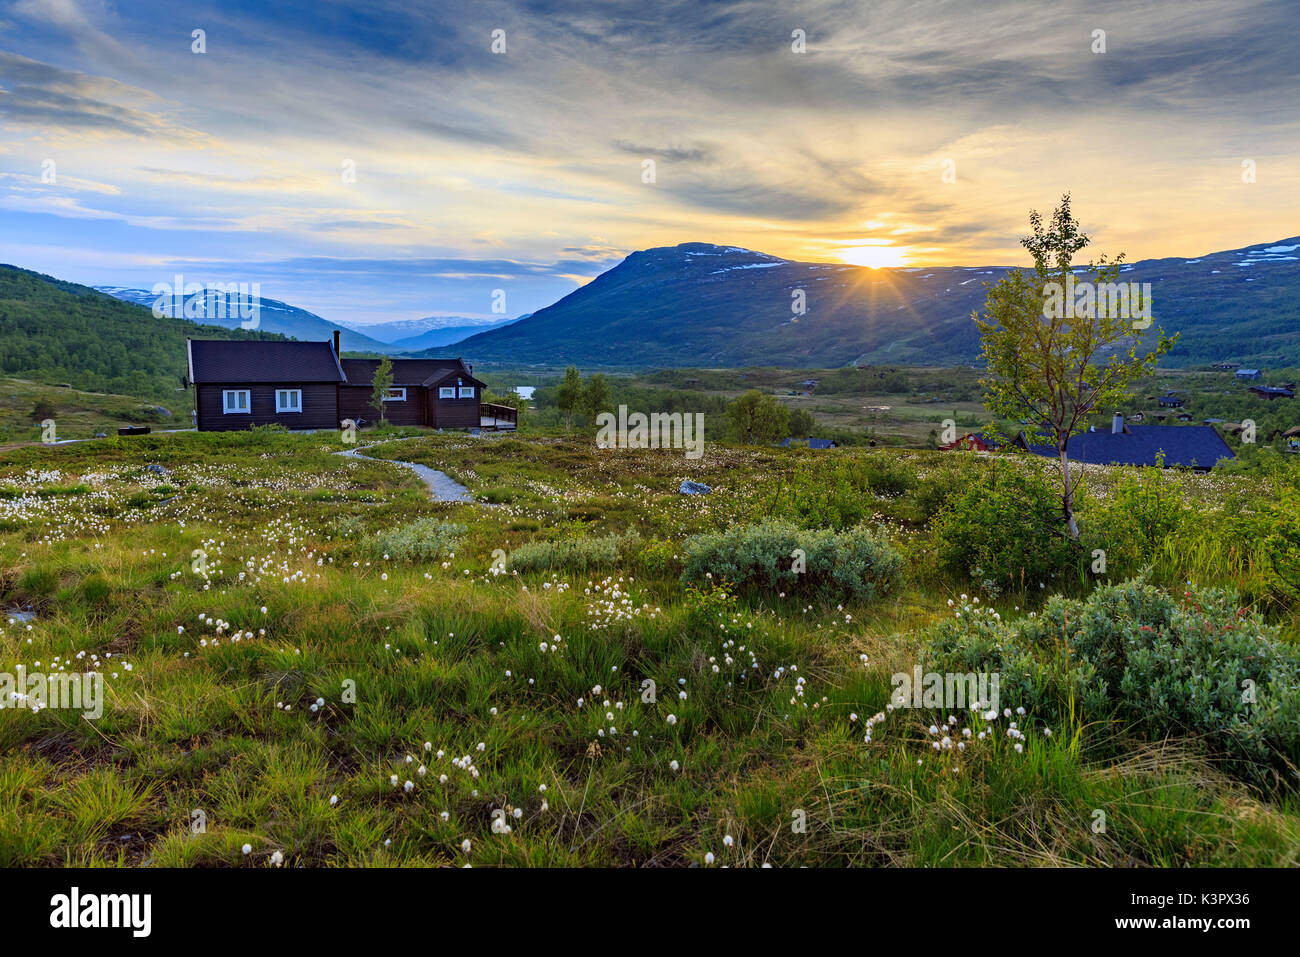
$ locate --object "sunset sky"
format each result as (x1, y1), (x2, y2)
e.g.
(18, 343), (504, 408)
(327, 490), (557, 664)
(1, 0), (1297, 325)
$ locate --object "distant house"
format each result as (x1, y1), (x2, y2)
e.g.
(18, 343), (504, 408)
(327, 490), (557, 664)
(187, 333), (493, 431)
(1016, 415), (1234, 471)
(1211, 362), (1239, 371)
(1248, 385), (1294, 400)
(778, 436), (838, 449)
(1236, 368), (1263, 380)
(940, 431), (1000, 452)
(1157, 395), (1183, 408)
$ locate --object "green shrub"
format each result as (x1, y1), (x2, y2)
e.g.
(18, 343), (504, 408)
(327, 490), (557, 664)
(681, 519), (902, 603)
(332, 515), (367, 540)
(902, 456), (981, 526)
(766, 457), (916, 530)
(509, 532), (640, 574)
(637, 539), (680, 577)
(363, 518), (464, 563)
(856, 454), (918, 497)
(926, 578), (1300, 786)
(1080, 471), (1189, 579)
(1260, 485), (1300, 607)
(931, 463), (1079, 594)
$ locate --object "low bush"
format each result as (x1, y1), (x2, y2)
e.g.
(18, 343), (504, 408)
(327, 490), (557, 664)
(1079, 470), (1190, 580)
(766, 457), (916, 529)
(362, 517), (464, 563)
(931, 462), (1079, 595)
(926, 578), (1300, 786)
(681, 519), (902, 603)
(509, 532), (640, 574)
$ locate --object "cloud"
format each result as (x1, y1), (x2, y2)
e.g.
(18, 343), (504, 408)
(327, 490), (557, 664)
(0, 52), (193, 141)
(0, 0), (1295, 325)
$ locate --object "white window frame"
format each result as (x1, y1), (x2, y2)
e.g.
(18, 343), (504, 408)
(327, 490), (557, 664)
(439, 386), (456, 399)
(382, 387), (406, 402)
(222, 389), (251, 414)
(458, 386), (476, 399)
(275, 388), (302, 413)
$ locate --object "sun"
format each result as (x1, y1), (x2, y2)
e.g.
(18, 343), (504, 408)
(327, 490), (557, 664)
(838, 244), (908, 269)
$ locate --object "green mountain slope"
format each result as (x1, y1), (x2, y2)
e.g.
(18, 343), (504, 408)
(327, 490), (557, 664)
(0, 264), (287, 401)
(449, 239), (1300, 369)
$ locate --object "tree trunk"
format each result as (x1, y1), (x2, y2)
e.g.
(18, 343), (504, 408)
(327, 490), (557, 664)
(1059, 448), (1079, 539)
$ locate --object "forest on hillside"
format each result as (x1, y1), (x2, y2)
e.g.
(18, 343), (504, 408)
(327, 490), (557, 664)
(0, 265), (285, 401)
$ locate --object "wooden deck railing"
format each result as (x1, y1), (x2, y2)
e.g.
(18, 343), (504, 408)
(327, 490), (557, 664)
(480, 403), (518, 429)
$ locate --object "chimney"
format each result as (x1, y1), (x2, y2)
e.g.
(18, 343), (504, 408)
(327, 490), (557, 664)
(1112, 412), (1124, 434)
(333, 329), (341, 356)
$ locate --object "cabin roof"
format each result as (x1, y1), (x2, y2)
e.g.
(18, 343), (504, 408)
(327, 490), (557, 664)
(188, 339), (344, 384)
(1019, 424), (1234, 469)
(340, 358), (482, 387)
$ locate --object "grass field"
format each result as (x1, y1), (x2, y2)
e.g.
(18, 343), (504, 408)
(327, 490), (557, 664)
(2, 427), (1298, 867)
(0, 377), (187, 447)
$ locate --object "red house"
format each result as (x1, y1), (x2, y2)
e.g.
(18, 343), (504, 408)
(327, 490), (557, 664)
(940, 431), (1000, 451)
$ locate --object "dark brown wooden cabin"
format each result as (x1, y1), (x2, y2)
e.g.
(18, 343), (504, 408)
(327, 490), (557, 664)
(338, 357), (486, 429)
(188, 338), (346, 431)
(187, 334), (492, 431)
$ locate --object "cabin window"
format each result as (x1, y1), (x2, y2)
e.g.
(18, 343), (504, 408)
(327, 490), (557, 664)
(439, 386), (456, 399)
(458, 386), (476, 399)
(382, 388), (406, 402)
(222, 389), (251, 414)
(275, 389), (302, 413)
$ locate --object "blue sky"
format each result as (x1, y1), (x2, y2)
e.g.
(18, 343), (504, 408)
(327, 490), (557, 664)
(1, 0), (1297, 325)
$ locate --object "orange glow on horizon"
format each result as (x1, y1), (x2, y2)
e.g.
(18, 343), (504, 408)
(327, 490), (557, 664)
(837, 243), (909, 269)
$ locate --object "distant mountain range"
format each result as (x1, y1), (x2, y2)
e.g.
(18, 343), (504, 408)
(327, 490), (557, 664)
(93, 287), (523, 354)
(2, 265), (283, 401)
(5, 233), (1297, 399)
(447, 239), (1300, 368)
(336, 314), (524, 351)
(94, 286), (393, 353)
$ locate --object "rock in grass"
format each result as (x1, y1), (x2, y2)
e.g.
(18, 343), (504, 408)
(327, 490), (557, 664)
(679, 480), (712, 495)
